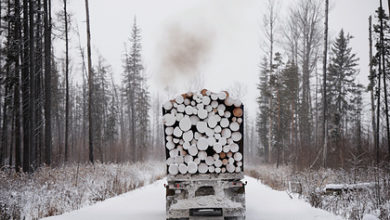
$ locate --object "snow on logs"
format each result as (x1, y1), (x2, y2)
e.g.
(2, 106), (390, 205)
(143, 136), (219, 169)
(163, 89), (244, 176)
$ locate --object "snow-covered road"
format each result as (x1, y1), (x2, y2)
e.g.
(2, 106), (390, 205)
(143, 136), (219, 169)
(44, 176), (342, 220)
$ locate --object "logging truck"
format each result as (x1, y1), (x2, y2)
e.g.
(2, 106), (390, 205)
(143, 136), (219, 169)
(163, 90), (246, 220)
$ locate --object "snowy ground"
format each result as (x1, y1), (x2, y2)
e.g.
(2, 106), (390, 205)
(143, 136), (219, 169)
(44, 176), (342, 220)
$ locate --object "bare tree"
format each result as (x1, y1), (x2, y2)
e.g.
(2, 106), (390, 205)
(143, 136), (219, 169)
(63, 0), (70, 162)
(84, 0), (94, 163)
(44, 0), (52, 166)
(322, 0), (329, 168)
(368, 16), (377, 152)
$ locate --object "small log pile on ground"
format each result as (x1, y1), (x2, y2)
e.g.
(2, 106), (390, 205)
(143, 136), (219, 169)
(163, 89), (244, 175)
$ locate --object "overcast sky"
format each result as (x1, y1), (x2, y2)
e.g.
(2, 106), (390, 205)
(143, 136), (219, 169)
(56, 0), (379, 119)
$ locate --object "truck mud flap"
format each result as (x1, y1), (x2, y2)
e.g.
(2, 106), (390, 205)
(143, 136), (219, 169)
(190, 208), (223, 217)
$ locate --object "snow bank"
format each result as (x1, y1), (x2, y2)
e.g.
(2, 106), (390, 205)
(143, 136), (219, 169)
(246, 164), (390, 220)
(0, 161), (165, 219)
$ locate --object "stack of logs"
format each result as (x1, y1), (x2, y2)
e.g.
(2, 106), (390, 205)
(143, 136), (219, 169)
(163, 89), (243, 175)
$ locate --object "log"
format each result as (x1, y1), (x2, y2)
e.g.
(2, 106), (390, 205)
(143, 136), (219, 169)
(196, 103), (204, 110)
(226, 164), (235, 173)
(196, 121), (208, 133)
(202, 95), (211, 105)
(165, 127), (174, 135)
(166, 157), (174, 165)
(237, 161), (242, 167)
(185, 105), (193, 115)
(208, 115), (218, 128)
(224, 97), (234, 106)
(198, 151), (207, 160)
(184, 155), (193, 164)
(211, 100), (218, 108)
(218, 92), (227, 100)
(184, 98), (190, 106)
(206, 156), (214, 165)
(201, 89), (208, 96)
(224, 111), (231, 118)
(233, 107), (243, 117)
(163, 101), (173, 111)
(215, 167), (221, 173)
(213, 143), (223, 153)
(207, 136), (216, 146)
(168, 164), (179, 175)
(188, 162), (198, 174)
(191, 101), (196, 106)
(214, 159), (223, 168)
(198, 163), (208, 174)
(166, 135), (173, 142)
(175, 156), (184, 164)
(227, 138), (233, 145)
(214, 133), (222, 140)
(176, 95), (184, 104)
(218, 138), (227, 145)
(223, 145), (230, 153)
(190, 115), (199, 125)
(206, 105), (213, 112)
(234, 152), (243, 161)
(211, 93), (218, 100)
(177, 104), (185, 113)
(197, 137), (209, 150)
(173, 127), (183, 137)
(166, 141), (175, 150)
(235, 167), (241, 173)
(208, 166), (215, 173)
(206, 127), (214, 137)
(198, 108), (208, 119)
(222, 128), (232, 138)
(234, 99), (242, 107)
(178, 163), (188, 174)
(183, 141), (190, 150)
(221, 167), (226, 173)
(179, 116), (192, 132)
(228, 157), (235, 164)
(188, 145), (198, 156)
(220, 118), (229, 128)
(230, 143), (239, 153)
(218, 109), (225, 117)
(230, 122), (240, 132)
(170, 149), (179, 157)
(213, 154), (220, 160)
(176, 113), (183, 121)
(183, 130), (194, 142)
(231, 132), (242, 142)
(194, 132), (201, 140)
(163, 113), (176, 126)
(192, 108), (198, 115)
(194, 157), (201, 164)
(219, 152), (226, 159)
(227, 151), (233, 158)
(237, 118), (243, 124)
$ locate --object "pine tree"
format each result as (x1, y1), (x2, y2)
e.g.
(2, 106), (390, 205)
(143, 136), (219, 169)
(256, 57), (270, 162)
(122, 17), (144, 162)
(326, 30), (360, 167)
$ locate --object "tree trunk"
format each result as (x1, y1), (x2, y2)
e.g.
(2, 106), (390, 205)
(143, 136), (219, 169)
(369, 16), (377, 152)
(44, 0), (52, 166)
(322, 0), (329, 168)
(14, 0), (23, 172)
(85, 0), (94, 164)
(22, 0), (31, 173)
(379, 0), (389, 161)
(64, 0), (69, 163)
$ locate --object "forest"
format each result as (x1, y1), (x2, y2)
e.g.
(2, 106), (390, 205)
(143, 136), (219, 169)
(0, 0), (389, 219)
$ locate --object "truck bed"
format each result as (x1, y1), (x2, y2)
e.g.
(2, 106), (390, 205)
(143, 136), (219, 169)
(168, 173), (244, 182)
